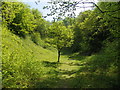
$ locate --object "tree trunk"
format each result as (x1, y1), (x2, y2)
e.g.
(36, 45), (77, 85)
(58, 50), (60, 62)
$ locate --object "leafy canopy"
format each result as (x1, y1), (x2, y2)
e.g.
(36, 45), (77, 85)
(46, 21), (74, 50)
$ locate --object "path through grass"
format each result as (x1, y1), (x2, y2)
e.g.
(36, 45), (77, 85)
(36, 55), (91, 88)
(36, 54), (118, 88)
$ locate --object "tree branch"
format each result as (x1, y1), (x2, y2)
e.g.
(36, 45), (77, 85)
(38, 1), (120, 20)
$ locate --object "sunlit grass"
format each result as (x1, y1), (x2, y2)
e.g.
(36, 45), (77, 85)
(2, 27), (119, 88)
(2, 28), (59, 88)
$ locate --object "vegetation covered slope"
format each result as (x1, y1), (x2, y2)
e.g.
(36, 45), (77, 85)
(2, 27), (58, 88)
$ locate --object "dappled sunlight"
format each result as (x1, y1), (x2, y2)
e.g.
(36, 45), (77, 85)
(20, 52), (119, 88)
(42, 61), (60, 68)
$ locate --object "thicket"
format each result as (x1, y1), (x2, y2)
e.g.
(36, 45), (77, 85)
(70, 2), (120, 55)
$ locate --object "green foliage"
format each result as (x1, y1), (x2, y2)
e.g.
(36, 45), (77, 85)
(71, 2), (120, 54)
(2, 2), (36, 37)
(31, 9), (49, 38)
(2, 27), (58, 88)
(71, 10), (92, 53)
(30, 32), (52, 49)
(63, 17), (75, 26)
(96, 2), (120, 38)
(46, 21), (74, 50)
(30, 32), (42, 45)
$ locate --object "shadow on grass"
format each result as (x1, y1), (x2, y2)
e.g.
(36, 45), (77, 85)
(35, 75), (61, 88)
(75, 54), (119, 88)
(66, 62), (87, 66)
(42, 61), (61, 68)
(69, 72), (119, 88)
(35, 67), (119, 88)
(35, 54), (119, 88)
(35, 69), (80, 88)
(59, 69), (78, 76)
(68, 53), (86, 61)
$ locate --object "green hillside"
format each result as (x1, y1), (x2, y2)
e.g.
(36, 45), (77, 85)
(2, 27), (58, 88)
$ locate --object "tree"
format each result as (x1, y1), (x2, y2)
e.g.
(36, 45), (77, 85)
(31, 9), (49, 38)
(30, 9), (50, 45)
(2, 2), (36, 37)
(71, 2), (120, 55)
(96, 2), (120, 38)
(63, 17), (75, 26)
(71, 10), (92, 53)
(46, 21), (74, 62)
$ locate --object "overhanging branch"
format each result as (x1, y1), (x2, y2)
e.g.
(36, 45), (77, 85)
(36, 1), (120, 20)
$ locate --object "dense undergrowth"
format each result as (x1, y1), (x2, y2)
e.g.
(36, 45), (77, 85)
(2, 27), (58, 88)
(2, 27), (119, 88)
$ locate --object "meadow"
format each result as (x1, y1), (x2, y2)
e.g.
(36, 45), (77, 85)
(2, 27), (119, 88)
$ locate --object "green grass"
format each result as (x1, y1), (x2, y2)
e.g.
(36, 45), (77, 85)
(2, 28), (58, 88)
(2, 27), (119, 88)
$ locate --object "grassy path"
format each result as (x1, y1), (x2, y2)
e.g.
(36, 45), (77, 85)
(36, 55), (115, 88)
(57, 61), (80, 88)
(53, 55), (87, 88)
(36, 55), (87, 88)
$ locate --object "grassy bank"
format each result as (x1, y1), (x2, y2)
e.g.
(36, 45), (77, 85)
(2, 28), (58, 88)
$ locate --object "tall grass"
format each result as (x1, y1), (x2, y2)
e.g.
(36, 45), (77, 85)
(2, 27), (58, 88)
